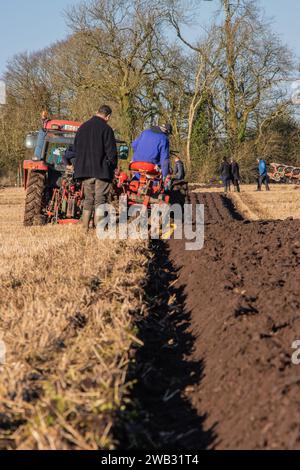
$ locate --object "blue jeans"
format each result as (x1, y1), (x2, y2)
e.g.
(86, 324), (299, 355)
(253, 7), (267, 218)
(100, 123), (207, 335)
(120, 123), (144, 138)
(258, 175), (270, 191)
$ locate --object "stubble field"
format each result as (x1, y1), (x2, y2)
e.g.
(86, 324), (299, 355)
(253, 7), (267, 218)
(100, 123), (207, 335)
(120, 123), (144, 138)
(0, 187), (148, 450)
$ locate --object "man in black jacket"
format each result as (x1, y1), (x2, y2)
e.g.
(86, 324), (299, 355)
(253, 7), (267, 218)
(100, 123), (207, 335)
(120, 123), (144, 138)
(230, 158), (240, 192)
(74, 105), (118, 231)
(220, 157), (232, 193)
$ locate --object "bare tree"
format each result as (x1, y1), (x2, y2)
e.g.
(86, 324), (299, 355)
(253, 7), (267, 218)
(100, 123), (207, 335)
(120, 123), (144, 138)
(168, 0), (294, 156)
(66, 0), (170, 142)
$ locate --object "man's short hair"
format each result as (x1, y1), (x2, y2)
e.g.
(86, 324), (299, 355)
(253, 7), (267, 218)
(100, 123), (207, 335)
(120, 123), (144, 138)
(98, 105), (112, 117)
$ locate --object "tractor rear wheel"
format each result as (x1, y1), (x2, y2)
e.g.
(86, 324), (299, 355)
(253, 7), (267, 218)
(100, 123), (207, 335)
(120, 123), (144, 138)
(24, 171), (46, 226)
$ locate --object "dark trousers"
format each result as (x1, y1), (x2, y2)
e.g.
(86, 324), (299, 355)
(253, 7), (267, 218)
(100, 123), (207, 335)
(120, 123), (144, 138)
(232, 178), (240, 192)
(257, 175), (270, 191)
(223, 177), (231, 193)
(83, 178), (111, 211)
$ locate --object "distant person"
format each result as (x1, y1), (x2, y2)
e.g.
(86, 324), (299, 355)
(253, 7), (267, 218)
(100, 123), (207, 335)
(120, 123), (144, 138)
(173, 156), (185, 181)
(230, 158), (240, 193)
(132, 123), (172, 178)
(63, 145), (76, 167)
(74, 104), (118, 232)
(220, 157), (232, 193)
(257, 158), (270, 191)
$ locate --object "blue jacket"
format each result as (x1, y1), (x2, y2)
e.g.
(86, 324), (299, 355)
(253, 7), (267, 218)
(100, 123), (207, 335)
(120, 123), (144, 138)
(259, 159), (267, 176)
(132, 127), (170, 177)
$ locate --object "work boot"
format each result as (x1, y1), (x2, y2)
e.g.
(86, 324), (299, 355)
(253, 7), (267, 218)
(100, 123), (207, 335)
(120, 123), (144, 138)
(82, 210), (92, 233)
(94, 207), (107, 231)
(94, 213), (105, 228)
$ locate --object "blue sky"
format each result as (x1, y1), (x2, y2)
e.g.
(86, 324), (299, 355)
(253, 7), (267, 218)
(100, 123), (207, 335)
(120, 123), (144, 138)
(0, 0), (300, 78)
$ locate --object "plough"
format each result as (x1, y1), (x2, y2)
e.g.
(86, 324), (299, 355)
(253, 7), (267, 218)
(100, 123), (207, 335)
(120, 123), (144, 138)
(269, 163), (300, 184)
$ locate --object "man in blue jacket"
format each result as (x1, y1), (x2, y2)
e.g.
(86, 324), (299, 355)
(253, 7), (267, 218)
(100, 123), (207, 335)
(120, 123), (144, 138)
(132, 123), (172, 178)
(257, 158), (270, 191)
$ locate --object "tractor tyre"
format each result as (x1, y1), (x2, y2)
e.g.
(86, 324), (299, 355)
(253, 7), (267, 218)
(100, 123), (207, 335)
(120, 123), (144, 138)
(178, 182), (188, 201)
(170, 181), (188, 206)
(24, 171), (46, 227)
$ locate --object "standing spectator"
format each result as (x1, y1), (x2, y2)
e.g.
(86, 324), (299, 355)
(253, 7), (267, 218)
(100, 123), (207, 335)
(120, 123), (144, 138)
(257, 158), (270, 191)
(74, 104), (118, 232)
(220, 157), (232, 193)
(230, 158), (241, 192)
(173, 156), (186, 181)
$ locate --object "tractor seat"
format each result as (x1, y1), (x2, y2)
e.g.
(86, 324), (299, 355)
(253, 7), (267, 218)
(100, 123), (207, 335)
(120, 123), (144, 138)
(129, 161), (160, 176)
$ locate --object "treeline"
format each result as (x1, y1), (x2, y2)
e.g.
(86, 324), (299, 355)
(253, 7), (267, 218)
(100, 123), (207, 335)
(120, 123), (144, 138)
(0, 0), (299, 183)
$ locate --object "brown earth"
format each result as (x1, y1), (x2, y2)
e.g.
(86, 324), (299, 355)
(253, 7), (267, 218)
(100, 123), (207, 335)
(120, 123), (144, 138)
(120, 191), (300, 450)
(170, 192), (300, 450)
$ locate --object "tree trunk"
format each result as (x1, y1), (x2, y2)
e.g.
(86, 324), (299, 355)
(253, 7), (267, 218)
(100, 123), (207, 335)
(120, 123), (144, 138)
(186, 57), (205, 174)
(224, 0), (239, 155)
(119, 78), (135, 145)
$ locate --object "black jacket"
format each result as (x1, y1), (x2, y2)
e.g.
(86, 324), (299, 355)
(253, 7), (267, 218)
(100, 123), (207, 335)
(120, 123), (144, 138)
(174, 160), (185, 180)
(63, 145), (76, 166)
(231, 161), (240, 180)
(74, 116), (118, 181)
(220, 161), (231, 179)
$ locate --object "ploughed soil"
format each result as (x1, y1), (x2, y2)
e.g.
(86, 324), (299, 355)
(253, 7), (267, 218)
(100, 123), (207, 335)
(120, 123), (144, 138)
(168, 192), (300, 450)
(118, 191), (300, 450)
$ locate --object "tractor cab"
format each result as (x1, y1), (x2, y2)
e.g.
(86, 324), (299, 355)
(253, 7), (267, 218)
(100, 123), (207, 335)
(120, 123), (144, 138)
(24, 119), (81, 188)
(24, 119), (128, 180)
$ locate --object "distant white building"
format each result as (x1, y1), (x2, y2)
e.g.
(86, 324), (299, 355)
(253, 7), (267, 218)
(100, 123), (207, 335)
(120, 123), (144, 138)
(0, 80), (6, 105)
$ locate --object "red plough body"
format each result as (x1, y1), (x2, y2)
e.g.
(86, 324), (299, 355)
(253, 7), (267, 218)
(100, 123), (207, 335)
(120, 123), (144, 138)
(46, 171), (84, 224)
(114, 161), (170, 209)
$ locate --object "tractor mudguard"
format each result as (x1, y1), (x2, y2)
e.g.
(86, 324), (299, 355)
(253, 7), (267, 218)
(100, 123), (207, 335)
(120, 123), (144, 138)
(23, 160), (48, 190)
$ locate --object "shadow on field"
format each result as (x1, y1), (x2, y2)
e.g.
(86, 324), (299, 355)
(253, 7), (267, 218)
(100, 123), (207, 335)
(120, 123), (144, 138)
(113, 241), (217, 450)
(221, 194), (244, 221)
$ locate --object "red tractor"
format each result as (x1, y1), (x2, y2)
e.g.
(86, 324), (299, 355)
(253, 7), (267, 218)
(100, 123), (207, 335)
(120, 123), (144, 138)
(23, 117), (129, 226)
(23, 118), (82, 226)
